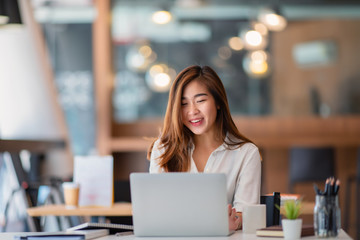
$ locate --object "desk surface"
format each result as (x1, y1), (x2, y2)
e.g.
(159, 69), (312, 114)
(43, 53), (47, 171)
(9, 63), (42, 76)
(26, 202), (132, 216)
(27, 202), (314, 217)
(2, 230), (351, 240)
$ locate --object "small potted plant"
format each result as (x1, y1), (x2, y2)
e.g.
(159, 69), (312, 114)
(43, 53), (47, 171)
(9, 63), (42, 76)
(281, 200), (302, 239)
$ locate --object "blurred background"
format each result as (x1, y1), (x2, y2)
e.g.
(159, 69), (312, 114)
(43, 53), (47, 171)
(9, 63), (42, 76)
(0, 0), (360, 238)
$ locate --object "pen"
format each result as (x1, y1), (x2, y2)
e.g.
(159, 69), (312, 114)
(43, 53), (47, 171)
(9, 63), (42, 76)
(313, 183), (324, 195)
(324, 178), (330, 196)
(330, 177), (335, 196)
(334, 179), (340, 195)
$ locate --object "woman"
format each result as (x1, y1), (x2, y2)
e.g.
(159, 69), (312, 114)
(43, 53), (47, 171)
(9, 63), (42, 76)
(148, 65), (261, 231)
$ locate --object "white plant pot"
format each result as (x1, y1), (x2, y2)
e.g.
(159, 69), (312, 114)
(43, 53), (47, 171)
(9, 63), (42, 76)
(282, 219), (302, 239)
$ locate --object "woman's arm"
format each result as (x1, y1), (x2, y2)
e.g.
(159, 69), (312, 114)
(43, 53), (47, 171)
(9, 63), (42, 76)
(233, 144), (262, 211)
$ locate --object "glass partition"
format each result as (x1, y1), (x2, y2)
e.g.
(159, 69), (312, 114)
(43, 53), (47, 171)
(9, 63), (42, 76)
(111, 0), (273, 122)
(29, 0), (360, 153)
(111, 0), (360, 122)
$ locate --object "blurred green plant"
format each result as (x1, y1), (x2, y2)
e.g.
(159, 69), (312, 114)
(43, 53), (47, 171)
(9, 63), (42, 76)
(280, 200), (302, 220)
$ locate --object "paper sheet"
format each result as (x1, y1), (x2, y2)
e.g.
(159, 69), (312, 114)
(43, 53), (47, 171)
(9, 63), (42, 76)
(74, 155), (113, 207)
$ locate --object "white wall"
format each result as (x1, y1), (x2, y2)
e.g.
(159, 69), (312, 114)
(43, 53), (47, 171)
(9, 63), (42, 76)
(0, 0), (73, 178)
(0, 26), (63, 139)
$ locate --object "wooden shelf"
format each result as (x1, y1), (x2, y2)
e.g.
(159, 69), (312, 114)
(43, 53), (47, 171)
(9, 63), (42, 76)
(107, 116), (360, 153)
(0, 139), (66, 152)
(27, 202), (132, 217)
(110, 137), (153, 152)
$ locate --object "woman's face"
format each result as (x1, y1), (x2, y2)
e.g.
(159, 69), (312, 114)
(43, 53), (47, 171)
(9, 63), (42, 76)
(181, 80), (218, 137)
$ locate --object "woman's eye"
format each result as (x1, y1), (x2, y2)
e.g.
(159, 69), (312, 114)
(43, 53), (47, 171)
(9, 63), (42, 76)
(197, 99), (205, 103)
(181, 102), (187, 106)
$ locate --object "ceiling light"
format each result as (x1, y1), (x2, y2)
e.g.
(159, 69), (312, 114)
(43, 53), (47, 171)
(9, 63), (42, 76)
(245, 31), (262, 46)
(154, 73), (171, 88)
(258, 7), (287, 32)
(138, 45), (153, 58)
(126, 44), (157, 72)
(243, 51), (270, 79)
(152, 10), (172, 24)
(218, 46), (232, 60)
(146, 63), (176, 92)
(250, 60), (268, 75)
(240, 29), (267, 50)
(250, 50), (268, 62)
(228, 37), (244, 51)
(252, 22), (268, 36)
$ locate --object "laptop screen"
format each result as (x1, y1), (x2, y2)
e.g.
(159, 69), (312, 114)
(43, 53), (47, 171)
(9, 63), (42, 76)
(130, 173), (230, 237)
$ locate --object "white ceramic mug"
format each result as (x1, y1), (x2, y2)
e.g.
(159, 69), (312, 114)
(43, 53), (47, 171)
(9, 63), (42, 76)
(242, 204), (266, 234)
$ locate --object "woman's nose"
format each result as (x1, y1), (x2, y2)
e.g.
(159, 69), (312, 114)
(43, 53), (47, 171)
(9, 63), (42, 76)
(189, 103), (199, 114)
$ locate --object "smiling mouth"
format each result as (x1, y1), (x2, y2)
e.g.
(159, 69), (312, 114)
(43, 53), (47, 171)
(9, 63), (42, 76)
(190, 119), (201, 123)
(189, 118), (203, 126)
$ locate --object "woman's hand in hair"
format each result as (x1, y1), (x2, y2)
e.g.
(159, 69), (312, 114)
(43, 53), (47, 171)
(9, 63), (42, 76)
(228, 204), (242, 231)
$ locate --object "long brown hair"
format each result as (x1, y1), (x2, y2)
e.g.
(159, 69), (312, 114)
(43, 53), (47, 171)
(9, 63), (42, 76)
(147, 65), (253, 172)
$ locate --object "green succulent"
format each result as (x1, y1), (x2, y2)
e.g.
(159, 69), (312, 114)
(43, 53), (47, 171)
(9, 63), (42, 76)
(282, 200), (302, 220)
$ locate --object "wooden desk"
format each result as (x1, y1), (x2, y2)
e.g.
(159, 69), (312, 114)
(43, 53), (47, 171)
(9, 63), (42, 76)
(1, 229), (352, 240)
(27, 202), (132, 217)
(27, 201), (314, 217)
(105, 230), (352, 240)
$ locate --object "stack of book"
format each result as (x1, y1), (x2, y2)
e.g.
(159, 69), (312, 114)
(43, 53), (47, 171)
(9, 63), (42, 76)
(15, 229), (109, 240)
(67, 222), (133, 234)
(16, 222), (134, 239)
(256, 224), (314, 237)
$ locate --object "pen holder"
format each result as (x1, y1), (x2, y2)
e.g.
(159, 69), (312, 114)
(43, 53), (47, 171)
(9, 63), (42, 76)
(313, 195), (341, 238)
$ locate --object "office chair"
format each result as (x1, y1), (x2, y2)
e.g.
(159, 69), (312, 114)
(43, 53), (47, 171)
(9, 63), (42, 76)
(109, 180), (132, 225)
(260, 192), (281, 227)
(288, 147), (335, 193)
(344, 147), (360, 239)
(114, 180), (131, 203)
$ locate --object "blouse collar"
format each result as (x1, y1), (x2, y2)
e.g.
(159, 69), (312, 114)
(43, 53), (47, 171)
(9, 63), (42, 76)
(189, 133), (232, 153)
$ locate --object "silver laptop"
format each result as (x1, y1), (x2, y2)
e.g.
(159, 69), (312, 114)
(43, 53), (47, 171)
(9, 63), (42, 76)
(130, 173), (231, 237)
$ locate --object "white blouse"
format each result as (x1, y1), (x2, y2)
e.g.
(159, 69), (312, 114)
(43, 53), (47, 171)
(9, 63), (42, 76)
(149, 136), (262, 212)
